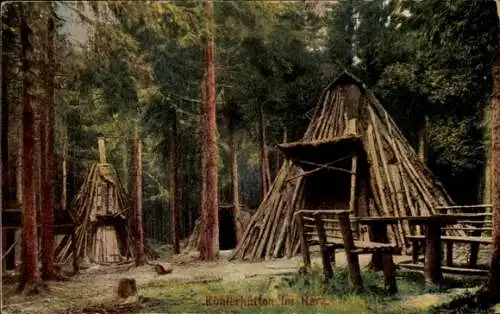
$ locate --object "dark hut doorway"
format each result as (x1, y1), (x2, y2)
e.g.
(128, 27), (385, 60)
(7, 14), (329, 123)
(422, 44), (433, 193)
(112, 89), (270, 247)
(278, 135), (368, 215)
(219, 207), (237, 250)
(303, 158), (352, 211)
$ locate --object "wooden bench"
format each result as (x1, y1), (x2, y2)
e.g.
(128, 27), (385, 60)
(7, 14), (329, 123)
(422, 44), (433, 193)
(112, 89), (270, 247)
(441, 205), (492, 269)
(405, 204), (492, 277)
(295, 210), (401, 293)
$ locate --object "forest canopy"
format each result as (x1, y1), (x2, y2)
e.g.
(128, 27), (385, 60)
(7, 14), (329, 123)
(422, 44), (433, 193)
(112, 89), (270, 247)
(1, 0), (497, 245)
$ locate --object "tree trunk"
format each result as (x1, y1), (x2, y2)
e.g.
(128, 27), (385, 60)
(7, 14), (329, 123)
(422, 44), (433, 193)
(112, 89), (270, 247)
(2, 3), (17, 210)
(484, 2), (500, 300)
(122, 142), (129, 192)
(480, 102), (492, 203)
(259, 105), (271, 199)
(200, 0), (219, 261)
(18, 12), (41, 291)
(278, 127), (288, 170)
(40, 15), (56, 280)
(16, 123), (23, 204)
(418, 115), (428, 165)
(1, 38), (8, 210)
(168, 117), (180, 254)
(132, 131), (146, 266)
(229, 118), (242, 245)
(0, 23), (5, 271)
(61, 125), (68, 211)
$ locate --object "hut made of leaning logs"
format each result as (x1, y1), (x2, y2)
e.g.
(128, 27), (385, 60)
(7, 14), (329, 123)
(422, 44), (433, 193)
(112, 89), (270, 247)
(229, 72), (455, 261)
(55, 141), (155, 265)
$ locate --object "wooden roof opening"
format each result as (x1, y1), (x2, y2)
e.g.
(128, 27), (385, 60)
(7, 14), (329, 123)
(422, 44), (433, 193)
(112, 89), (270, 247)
(277, 135), (367, 173)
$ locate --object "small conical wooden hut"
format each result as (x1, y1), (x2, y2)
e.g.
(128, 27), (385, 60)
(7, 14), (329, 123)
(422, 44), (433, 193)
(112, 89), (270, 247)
(55, 140), (156, 265)
(230, 72), (454, 261)
(55, 161), (132, 265)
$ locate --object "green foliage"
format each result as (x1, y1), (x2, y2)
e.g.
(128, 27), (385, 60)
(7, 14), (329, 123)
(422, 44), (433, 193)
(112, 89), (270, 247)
(429, 118), (485, 174)
(4, 0), (496, 242)
(323, 0), (496, 204)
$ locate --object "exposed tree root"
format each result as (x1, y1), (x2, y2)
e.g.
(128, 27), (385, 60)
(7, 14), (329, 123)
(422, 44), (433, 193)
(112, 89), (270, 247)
(16, 282), (50, 295)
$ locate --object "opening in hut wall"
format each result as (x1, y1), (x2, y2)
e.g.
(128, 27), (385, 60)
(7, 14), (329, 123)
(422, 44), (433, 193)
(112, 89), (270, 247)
(302, 164), (351, 211)
(219, 208), (236, 250)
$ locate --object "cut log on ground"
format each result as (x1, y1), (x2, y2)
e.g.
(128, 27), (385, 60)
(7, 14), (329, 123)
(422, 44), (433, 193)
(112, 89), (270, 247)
(148, 262), (173, 275)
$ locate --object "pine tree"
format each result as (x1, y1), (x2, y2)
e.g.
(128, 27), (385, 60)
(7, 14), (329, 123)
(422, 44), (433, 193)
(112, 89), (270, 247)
(200, 0), (219, 261)
(40, 11), (56, 281)
(18, 8), (41, 292)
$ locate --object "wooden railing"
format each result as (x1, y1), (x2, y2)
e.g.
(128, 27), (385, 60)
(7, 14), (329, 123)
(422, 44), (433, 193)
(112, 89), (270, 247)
(294, 209), (400, 293)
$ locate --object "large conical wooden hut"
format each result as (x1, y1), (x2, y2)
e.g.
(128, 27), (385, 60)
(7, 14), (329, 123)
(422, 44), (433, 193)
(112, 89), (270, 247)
(230, 72), (454, 261)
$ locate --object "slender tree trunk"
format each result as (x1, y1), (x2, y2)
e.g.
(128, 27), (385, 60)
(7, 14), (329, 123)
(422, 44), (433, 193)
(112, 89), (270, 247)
(229, 118), (242, 245)
(479, 1), (500, 302)
(482, 105), (492, 204)
(40, 15), (56, 280)
(484, 1), (500, 300)
(18, 12), (41, 291)
(0, 21), (5, 272)
(278, 127), (288, 170)
(61, 126), (68, 211)
(259, 105), (271, 199)
(2, 3), (17, 210)
(132, 131), (146, 265)
(418, 115), (429, 165)
(168, 117), (180, 254)
(200, 71), (207, 248)
(200, 0), (219, 261)
(1, 43), (8, 211)
(122, 141), (129, 192)
(16, 123), (23, 204)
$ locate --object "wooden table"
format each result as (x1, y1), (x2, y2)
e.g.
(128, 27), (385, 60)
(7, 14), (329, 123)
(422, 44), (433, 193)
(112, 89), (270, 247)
(358, 217), (401, 270)
(405, 215), (458, 285)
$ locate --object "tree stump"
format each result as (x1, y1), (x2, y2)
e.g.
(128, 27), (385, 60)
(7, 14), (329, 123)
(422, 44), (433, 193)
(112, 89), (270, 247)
(117, 278), (137, 299)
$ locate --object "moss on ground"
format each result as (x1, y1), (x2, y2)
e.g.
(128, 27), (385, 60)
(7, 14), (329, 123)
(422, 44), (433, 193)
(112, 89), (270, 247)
(137, 265), (480, 313)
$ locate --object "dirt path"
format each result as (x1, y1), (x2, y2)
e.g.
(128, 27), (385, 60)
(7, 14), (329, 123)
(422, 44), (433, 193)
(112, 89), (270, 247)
(1, 250), (410, 314)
